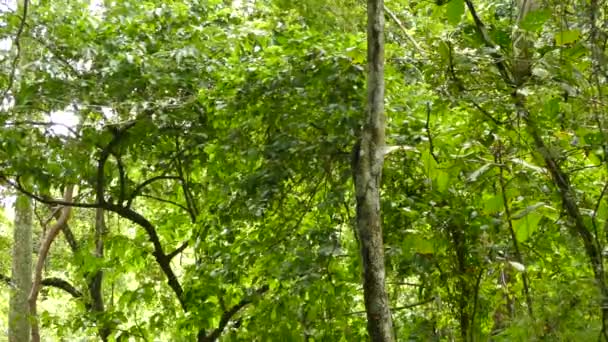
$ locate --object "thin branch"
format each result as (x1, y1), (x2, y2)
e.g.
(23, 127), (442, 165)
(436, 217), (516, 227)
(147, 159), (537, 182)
(3, 120), (81, 137)
(97, 122), (137, 205)
(126, 175), (181, 207)
(114, 154), (126, 204)
(167, 241), (189, 261)
(1, 274), (82, 298)
(392, 297), (435, 311)
(383, 5), (425, 56)
(470, 267), (484, 341)
(470, 100), (505, 126)
(497, 140), (534, 317)
(27, 33), (81, 77)
(346, 297), (435, 315)
(0, 0), (28, 102)
(138, 194), (190, 213)
(1, 177), (99, 208)
(425, 102), (439, 163)
(464, 0), (514, 86)
(174, 137), (198, 222)
(592, 181), (608, 242)
(199, 285), (269, 342)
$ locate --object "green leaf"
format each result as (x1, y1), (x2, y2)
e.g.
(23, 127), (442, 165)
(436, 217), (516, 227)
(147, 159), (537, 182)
(519, 9), (551, 31)
(436, 170), (450, 193)
(484, 195), (504, 214)
(513, 212), (542, 242)
(446, 0), (464, 25)
(555, 30), (581, 46)
(512, 202), (545, 220)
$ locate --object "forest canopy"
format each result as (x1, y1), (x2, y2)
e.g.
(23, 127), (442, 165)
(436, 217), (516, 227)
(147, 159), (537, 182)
(1, 0), (608, 341)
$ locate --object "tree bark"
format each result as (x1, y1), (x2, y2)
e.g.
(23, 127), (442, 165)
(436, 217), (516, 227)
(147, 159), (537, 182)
(9, 195), (33, 342)
(352, 0), (394, 340)
(88, 207), (110, 341)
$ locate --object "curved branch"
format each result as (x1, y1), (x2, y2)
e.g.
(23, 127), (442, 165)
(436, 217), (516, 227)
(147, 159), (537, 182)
(1, 274), (82, 298)
(2, 177), (99, 208)
(3, 120), (81, 137)
(198, 285), (269, 342)
(104, 202), (186, 311)
(41, 277), (83, 298)
(1, 0), (28, 102)
(138, 194), (190, 213)
(96, 121), (138, 206)
(29, 185), (75, 342)
(126, 175), (181, 207)
(464, 0), (514, 86)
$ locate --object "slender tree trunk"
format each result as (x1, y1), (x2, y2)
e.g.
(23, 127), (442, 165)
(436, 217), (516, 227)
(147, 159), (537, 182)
(352, 0), (394, 340)
(89, 207), (109, 341)
(9, 195), (33, 342)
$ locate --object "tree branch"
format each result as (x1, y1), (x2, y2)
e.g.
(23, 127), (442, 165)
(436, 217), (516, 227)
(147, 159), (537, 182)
(167, 241), (189, 261)
(198, 285), (269, 342)
(464, 0), (514, 86)
(104, 202), (186, 311)
(383, 4), (425, 56)
(1, 274), (82, 298)
(126, 175), (181, 208)
(138, 194), (191, 213)
(346, 297), (435, 315)
(2, 177), (99, 208)
(29, 185), (74, 342)
(114, 153), (126, 205)
(97, 122), (136, 205)
(0, 0), (28, 102)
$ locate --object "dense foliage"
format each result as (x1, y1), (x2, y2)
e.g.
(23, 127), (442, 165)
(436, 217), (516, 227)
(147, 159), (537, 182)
(1, 0), (607, 340)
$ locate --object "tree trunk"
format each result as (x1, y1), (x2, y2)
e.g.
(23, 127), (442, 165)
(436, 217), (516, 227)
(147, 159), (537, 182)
(88, 207), (110, 341)
(9, 195), (33, 342)
(352, 0), (394, 340)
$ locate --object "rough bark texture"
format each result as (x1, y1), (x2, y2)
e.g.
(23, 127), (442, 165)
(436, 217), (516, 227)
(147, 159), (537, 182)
(352, 0), (394, 340)
(9, 195), (33, 342)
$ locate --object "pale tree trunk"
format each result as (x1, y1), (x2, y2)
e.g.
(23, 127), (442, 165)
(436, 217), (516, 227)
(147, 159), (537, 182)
(352, 0), (394, 340)
(9, 195), (33, 342)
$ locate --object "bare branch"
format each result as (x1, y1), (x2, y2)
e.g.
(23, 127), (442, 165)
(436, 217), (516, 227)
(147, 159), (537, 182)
(383, 5), (425, 56)
(1, 274), (82, 298)
(138, 194), (190, 213)
(198, 285), (269, 342)
(167, 241), (189, 261)
(464, 0), (514, 86)
(126, 175), (181, 207)
(1, 0), (29, 102)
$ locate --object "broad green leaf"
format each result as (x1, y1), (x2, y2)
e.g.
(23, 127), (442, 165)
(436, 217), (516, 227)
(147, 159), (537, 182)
(513, 212), (542, 242)
(436, 170), (450, 193)
(555, 29), (581, 46)
(446, 0), (464, 25)
(519, 9), (551, 31)
(484, 194), (504, 214)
